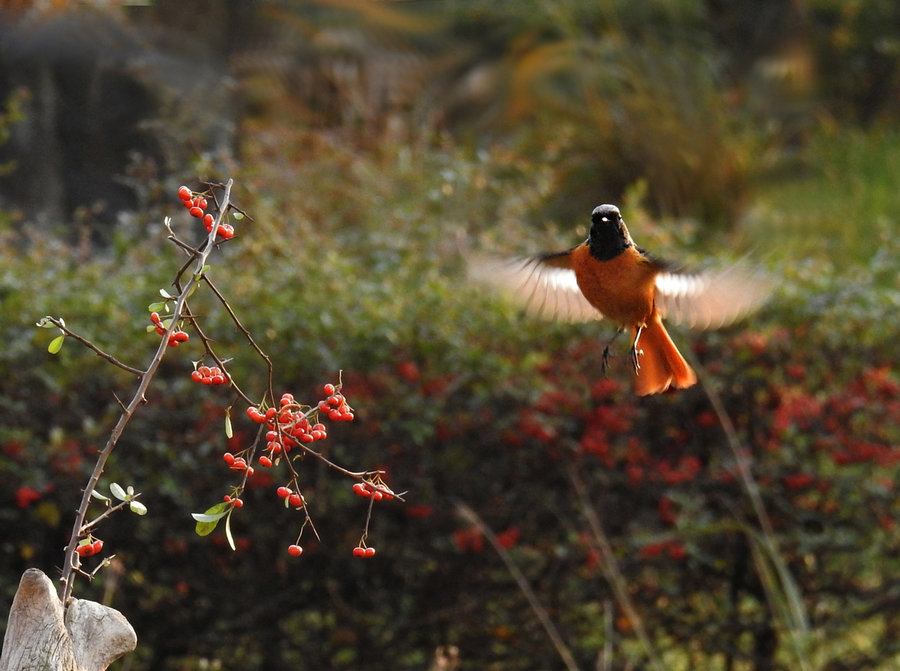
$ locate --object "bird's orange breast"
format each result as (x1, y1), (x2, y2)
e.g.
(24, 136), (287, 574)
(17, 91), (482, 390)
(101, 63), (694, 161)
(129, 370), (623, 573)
(570, 244), (659, 327)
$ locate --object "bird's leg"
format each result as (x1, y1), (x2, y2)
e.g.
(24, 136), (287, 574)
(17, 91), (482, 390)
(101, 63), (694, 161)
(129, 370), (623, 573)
(601, 327), (624, 375)
(629, 326), (644, 374)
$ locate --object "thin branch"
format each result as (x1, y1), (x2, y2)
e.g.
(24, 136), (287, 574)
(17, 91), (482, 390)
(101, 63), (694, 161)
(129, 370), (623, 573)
(567, 464), (667, 671)
(690, 357), (811, 671)
(455, 501), (581, 671)
(42, 317), (143, 377)
(59, 180), (236, 605)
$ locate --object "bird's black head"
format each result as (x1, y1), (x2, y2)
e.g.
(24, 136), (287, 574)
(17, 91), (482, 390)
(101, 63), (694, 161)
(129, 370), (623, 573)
(588, 204), (631, 260)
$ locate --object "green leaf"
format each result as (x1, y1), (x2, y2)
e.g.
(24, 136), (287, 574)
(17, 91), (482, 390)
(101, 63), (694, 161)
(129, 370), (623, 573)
(48, 334), (65, 354)
(232, 212), (244, 221)
(129, 500), (148, 516)
(90, 489), (110, 502)
(147, 301), (167, 313)
(224, 410), (233, 439)
(193, 502), (231, 536)
(36, 317), (57, 328)
(225, 509), (236, 551)
(109, 482), (128, 501)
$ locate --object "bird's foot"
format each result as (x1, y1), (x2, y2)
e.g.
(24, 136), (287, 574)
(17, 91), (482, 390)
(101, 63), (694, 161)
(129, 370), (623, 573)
(629, 346), (643, 374)
(601, 346), (613, 376)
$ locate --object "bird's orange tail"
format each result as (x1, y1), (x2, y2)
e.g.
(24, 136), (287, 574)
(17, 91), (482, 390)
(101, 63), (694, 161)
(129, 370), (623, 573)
(632, 315), (697, 396)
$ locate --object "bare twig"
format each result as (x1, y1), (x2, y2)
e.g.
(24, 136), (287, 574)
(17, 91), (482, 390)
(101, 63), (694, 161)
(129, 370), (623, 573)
(455, 501), (581, 671)
(40, 317), (143, 377)
(567, 464), (667, 671)
(690, 358), (811, 671)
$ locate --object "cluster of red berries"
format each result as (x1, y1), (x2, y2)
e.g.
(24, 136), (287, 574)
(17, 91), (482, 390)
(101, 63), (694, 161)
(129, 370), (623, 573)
(150, 312), (189, 347)
(276, 486), (306, 508)
(222, 452), (254, 476)
(191, 365), (228, 385)
(317, 384), (355, 421)
(352, 481), (395, 501)
(76, 538), (104, 558)
(223, 494), (244, 508)
(177, 184), (234, 240)
(353, 545), (376, 557)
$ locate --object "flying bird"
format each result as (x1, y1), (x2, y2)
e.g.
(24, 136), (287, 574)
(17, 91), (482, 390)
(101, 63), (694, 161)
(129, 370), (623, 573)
(470, 204), (769, 395)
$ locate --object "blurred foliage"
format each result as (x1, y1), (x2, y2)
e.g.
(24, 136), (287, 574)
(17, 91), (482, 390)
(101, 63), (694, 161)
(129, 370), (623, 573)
(2, 1), (900, 670)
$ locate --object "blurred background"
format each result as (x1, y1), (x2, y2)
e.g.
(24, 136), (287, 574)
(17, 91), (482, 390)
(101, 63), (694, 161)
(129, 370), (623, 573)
(1, 1), (900, 669)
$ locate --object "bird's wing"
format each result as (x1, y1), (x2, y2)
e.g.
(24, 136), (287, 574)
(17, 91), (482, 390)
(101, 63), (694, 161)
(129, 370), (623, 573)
(654, 263), (771, 329)
(468, 251), (602, 322)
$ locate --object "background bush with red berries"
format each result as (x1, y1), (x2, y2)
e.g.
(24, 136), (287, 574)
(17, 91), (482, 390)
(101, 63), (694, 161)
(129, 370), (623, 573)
(3, 2), (900, 670)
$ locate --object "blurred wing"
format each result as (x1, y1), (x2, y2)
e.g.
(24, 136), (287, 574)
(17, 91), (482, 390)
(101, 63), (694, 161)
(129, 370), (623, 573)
(654, 263), (771, 329)
(468, 252), (601, 322)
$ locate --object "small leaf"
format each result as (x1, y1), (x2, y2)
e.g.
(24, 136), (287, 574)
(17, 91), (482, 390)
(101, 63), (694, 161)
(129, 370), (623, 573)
(147, 301), (167, 313)
(224, 410), (233, 439)
(90, 490), (110, 502)
(48, 334), (65, 354)
(109, 482), (128, 501)
(126, 485), (135, 496)
(129, 500), (148, 516)
(225, 509), (236, 551)
(232, 211), (244, 221)
(36, 317), (56, 328)
(159, 288), (175, 299)
(193, 502), (231, 536)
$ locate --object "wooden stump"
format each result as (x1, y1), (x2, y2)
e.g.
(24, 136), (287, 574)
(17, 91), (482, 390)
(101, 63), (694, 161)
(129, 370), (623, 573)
(0, 568), (136, 671)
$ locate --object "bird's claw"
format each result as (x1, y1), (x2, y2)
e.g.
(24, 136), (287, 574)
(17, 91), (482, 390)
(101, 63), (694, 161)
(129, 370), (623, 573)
(601, 346), (613, 376)
(630, 347), (643, 373)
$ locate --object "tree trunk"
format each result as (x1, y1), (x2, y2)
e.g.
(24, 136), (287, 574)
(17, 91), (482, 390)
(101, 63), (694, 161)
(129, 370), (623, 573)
(0, 568), (136, 671)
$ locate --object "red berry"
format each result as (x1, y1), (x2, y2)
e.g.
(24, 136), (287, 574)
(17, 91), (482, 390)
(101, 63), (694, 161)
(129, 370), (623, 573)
(76, 543), (93, 557)
(223, 495), (232, 503)
(258, 455), (273, 468)
(150, 311), (162, 325)
(364, 547), (376, 557)
(216, 224), (234, 239)
(323, 383), (336, 396)
(232, 498), (244, 508)
(247, 407), (265, 423)
(288, 493), (304, 507)
(189, 206), (204, 218)
(353, 546), (365, 557)
(202, 213), (214, 229)
(195, 197), (208, 210)
(223, 452), (236, 465)
(276, 486), (292, 499)
(177, 185), (192, 200)
(191, 370), (204, 383)
(265, 408), (277, 422)
(288, 544), (304, 557)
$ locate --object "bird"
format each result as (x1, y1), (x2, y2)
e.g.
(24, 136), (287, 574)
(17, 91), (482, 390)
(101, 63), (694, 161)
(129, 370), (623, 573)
(470, 204), (769, 395)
